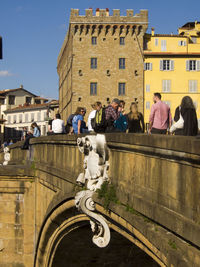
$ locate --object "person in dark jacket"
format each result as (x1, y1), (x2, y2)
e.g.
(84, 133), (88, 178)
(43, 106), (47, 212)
(126, 102), (144, 133)
(173, 96), (198, 136)
(105, 98), (120, 132)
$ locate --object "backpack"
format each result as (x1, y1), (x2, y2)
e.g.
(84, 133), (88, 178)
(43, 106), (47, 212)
(114, 113), (128, 132)
(65, 114), (75, 133)
(67, 114), (75, 126)
(92, 108), (107, 133)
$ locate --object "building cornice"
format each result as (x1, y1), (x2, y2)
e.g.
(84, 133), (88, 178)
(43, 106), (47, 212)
(144, 52), (200, 57)
(70, 22), (148, 25)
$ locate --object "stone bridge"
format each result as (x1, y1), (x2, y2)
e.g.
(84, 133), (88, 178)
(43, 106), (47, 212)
(0, 134), (200, 267)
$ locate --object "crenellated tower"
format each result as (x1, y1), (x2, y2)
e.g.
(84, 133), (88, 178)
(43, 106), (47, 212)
(57, 8), (148, 121)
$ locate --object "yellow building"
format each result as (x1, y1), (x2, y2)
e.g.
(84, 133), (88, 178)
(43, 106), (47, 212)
(57, 8), (148, 122)
(144, 22), (200, 128)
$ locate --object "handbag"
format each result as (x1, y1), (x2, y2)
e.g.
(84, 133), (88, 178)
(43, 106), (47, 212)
(170, 107), (184, 133)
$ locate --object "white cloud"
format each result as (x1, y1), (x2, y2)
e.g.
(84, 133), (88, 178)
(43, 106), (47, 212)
(0, 71), (13, 77)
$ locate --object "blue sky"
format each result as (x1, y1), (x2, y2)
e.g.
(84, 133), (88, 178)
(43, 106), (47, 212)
(0, 0), (200, 99)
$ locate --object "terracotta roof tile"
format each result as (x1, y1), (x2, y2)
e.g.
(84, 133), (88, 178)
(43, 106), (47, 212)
(5, 103), (50, 113)
(0, 88), (37, 97)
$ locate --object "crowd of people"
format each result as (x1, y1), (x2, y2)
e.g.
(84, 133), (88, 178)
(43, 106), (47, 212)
(46, 93), (198, 136)
(53, 98), (145, 135)
(19, 92), (199, 149)
(60, 93), (198, 136)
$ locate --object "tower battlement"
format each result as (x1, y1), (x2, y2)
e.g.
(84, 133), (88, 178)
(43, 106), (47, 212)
(70, 8), (148, 24)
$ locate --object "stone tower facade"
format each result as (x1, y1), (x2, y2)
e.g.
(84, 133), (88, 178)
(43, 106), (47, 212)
(57, 8), (148, 122)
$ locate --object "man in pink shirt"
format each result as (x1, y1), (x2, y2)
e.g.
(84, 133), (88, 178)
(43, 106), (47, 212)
(149, 92), (172, 134)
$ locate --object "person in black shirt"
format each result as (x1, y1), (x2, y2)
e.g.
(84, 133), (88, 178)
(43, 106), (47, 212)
(65, 113), (75, 134)
(127, 102), (144, 133)
(173, 96), (198, 136)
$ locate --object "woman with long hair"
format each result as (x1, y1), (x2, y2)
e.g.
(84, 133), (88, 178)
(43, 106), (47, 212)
(31, 122), (40, 137)
(173, 96), (198, 136)
(21, 122), (40, 149)
(127, 102), (144, 133)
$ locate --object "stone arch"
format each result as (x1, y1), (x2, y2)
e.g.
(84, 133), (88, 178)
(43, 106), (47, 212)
(34, 198), (167, 267)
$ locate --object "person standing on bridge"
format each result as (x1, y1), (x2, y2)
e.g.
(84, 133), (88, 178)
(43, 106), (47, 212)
(171, 96), (198, 136)
(149, 92), (172, 134)
(105, 98), (120, 132)
(126, 102), (144, 133)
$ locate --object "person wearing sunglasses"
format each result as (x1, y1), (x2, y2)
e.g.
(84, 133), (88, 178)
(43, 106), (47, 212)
(71, 107), (88, 134)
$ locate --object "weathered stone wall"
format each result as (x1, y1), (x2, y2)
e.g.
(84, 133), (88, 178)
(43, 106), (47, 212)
(30, 134), (200, 248)
(57, 29), (73, 121)
(0, 166), (35, 267)
(106, 134), (200, 245)
(0, 134), (200, 266)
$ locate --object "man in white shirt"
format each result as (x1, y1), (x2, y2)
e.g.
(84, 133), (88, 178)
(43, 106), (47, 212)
(52, 113), (65, 134)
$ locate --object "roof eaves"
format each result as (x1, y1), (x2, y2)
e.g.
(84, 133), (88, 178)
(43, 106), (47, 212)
(4, 103), (49, 113)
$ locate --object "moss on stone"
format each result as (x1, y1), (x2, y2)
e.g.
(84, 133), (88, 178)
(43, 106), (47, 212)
(30, 161), (36, 170)
(125, 204), (140, 216)
(168, 240), (177, 250)
(97, 181), (118, 210)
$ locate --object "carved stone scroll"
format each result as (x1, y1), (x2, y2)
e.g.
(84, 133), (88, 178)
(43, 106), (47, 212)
(75, 134), (110, 248)
(2, 147), (10, 166)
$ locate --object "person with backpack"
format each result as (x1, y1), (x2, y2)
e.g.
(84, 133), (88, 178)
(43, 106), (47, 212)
(105, 98), (120, 132)
(92, 102), (107, 133)
(87, 103), (98, 132)
(114, 100), (128, 132)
